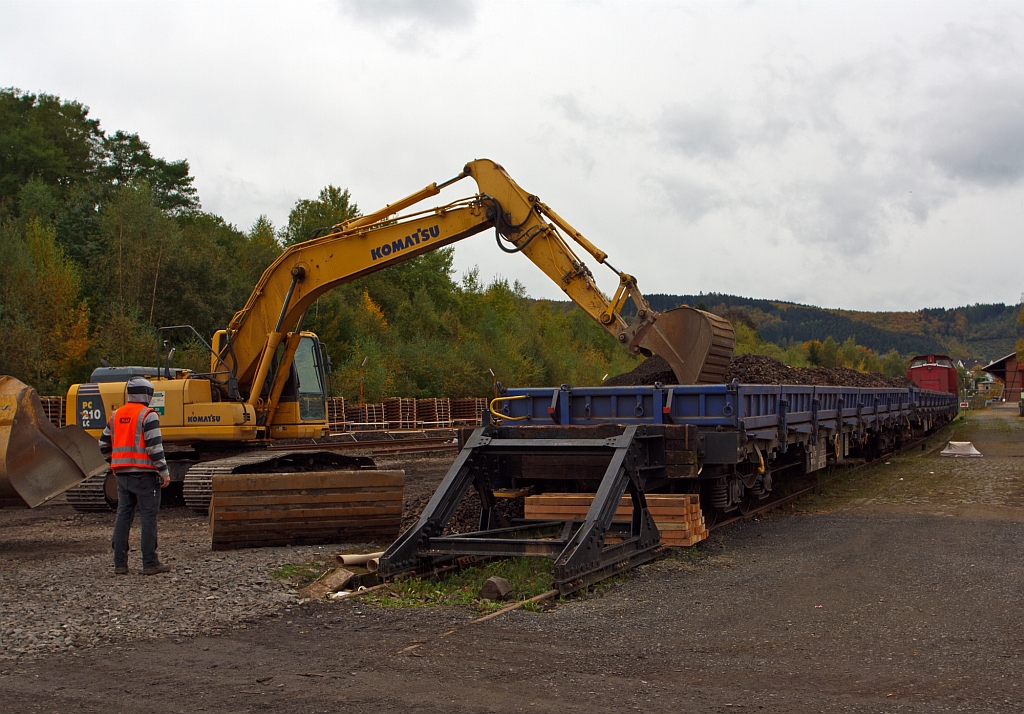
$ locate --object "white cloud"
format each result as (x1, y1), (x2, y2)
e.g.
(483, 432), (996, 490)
(2, 0), (1023, 311)
(339, 0), (477, 29)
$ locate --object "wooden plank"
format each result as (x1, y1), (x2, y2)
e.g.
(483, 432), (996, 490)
(654, 522), (694, 532)
(525, 504), (632, 515)
(212, 522), (399, 535)
(526, 493), (697, 504)
(212, 520), (400, 534)
(212, 470), (404, 492)
(212, 505), (402, 521)
(211, 490), (403, 508)
(213, 532), (398, 550)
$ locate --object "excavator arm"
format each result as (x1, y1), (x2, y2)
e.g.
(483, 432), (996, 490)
(0, 158), (734, 509)
(217, 159), (734, 417)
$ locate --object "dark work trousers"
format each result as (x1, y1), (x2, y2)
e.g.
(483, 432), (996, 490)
(111, 472), (161, 569)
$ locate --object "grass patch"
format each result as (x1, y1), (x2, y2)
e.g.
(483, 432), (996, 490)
(798, 417), (966, 511)
(363, 557), (556, 613)
(270, 558), (335, 589)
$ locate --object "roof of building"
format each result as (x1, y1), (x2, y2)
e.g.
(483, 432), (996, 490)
(957, 358), (988, 370)
(982, 352), (1017, 372)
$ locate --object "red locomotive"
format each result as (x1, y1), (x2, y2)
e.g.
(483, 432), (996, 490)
(907, 354), (959, 397)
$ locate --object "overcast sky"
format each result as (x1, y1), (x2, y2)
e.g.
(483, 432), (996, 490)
(3, 1), (1023, 311)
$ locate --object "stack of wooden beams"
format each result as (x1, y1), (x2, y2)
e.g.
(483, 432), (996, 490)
(523, 492), (708, 547)
(326, 397), (347, 432)
(384, 397), (417, 430)
(451, 397), (487, 426)
(38, 396), (66, 428)
(209, 470), (405, 550)
(416, 398), (452, 427)
(344, 403), (387, 429)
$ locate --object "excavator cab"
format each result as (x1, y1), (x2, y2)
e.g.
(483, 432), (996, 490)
(263, 333), (329, 433)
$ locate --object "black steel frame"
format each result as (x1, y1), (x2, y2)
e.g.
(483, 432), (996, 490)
(378, 424), (669, 594)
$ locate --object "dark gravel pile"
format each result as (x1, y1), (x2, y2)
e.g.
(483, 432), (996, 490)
(602, 355), (677, 386)
(605, 353), (915, 388)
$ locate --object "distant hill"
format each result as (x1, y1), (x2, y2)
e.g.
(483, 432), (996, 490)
(627, 294), (1022, 361)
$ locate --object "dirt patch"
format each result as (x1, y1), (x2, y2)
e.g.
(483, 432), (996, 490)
(604, 352), (915, 388)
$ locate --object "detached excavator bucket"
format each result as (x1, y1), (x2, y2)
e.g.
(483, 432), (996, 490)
(0, 376), (106, 508)
(636, 307), (735, 384)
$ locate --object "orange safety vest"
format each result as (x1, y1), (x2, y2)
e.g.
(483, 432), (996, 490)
(109, 402), (158, 473)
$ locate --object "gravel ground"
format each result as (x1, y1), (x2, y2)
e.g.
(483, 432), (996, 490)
(0, 407), (1022, 712)
(0, 506), (350, 659)
(0, 452), (461, 661)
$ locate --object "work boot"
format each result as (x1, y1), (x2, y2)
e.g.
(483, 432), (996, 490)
(114, 566), (128, 575)
(143, 563), (171, 575)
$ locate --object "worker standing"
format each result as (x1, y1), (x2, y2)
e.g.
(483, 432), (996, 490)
(99, 377), (172, 575)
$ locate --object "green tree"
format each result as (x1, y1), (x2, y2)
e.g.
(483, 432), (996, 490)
(819, 336), (841, 368)
(0, 218), (91, 392)
(97, 131), (199, 213)
(282, 185), (359, 246)
(0, 88), (102, 206)
(1017, 305), (1024, 355)
(840, 335), (861, 369)
(881, 349), (908, 378)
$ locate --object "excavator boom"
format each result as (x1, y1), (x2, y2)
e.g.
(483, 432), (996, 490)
(221, 159), (734, 420)
(0, 158), (734, 509)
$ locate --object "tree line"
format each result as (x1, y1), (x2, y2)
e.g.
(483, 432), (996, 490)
(2, 88), (930, 400)
(645, 292), (1023, 361)
(0, 88), (637, 399)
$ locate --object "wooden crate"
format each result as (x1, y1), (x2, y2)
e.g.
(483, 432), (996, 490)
(384, 397), (417, 430)
(209, 470), (405, 550)
(524, 492), (707, 547)
(416, 398), (452, 428)
(451, 397), (487, 426)
(38, 396), (66, 428)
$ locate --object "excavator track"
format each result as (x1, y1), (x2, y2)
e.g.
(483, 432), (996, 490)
(183, 450), (378, 515)
(183, 452), (278, 515)
(65, 469), (116, 512)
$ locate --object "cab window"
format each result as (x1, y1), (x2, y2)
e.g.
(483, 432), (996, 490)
(293, 336), (326, 421)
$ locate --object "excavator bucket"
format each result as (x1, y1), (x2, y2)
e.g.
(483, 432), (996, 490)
(636, 307), (735, 384)
(0, 376), (106, 508)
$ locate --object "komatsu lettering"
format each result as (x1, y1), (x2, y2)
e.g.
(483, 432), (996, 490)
(187, 415), (221, 423)
(370, 224), (440, 261)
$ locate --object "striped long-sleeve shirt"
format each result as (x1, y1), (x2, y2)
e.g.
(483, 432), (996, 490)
(99, 407), (170, 478)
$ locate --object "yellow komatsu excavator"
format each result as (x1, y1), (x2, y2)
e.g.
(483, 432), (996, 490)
(0, 159), (734, 512)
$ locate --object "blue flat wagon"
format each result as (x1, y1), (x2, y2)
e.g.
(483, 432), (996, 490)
(379, 381), (958, 593)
